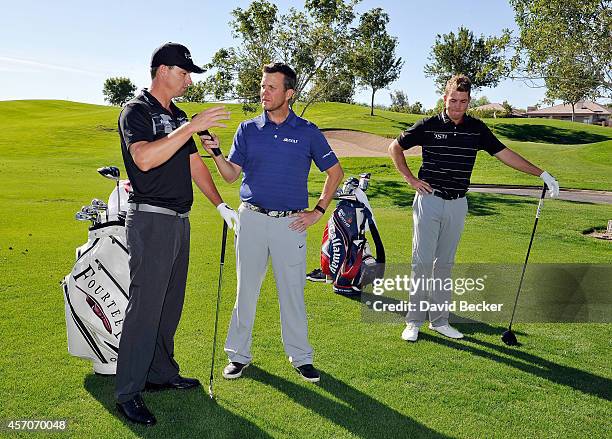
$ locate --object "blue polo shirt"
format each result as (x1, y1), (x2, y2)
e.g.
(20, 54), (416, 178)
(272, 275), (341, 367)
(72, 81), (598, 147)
(228, 109), (338, 211)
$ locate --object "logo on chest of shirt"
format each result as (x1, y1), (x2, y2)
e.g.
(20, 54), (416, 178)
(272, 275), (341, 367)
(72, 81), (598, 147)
(282, 137), (299, 143)
(434, 133), (448, 140)
(152, 114), (176, 135)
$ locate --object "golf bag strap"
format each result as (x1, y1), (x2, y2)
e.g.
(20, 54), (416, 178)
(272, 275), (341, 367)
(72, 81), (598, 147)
(367, 216), (385, 263)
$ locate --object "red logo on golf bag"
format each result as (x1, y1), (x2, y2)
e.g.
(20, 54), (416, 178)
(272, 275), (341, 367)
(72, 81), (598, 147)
(85, 295), (112, 334)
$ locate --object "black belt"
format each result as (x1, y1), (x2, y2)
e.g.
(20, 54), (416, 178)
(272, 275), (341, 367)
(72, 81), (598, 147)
(432, 190), (464, 200)
(242, 202), (303, 218)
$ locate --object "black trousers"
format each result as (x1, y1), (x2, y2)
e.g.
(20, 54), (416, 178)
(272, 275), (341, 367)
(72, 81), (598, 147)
(115, 210), (190, 403)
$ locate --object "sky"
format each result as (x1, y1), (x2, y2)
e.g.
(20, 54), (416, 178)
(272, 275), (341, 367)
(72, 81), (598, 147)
(0, 0), (553, 110)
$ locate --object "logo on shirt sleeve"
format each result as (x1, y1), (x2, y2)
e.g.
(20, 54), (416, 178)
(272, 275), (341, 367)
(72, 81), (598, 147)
(434, 133), (448, 140)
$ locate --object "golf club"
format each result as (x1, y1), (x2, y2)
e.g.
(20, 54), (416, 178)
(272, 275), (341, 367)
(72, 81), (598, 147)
(209, 220), (228, 399)
(80, 205), (100, 225)
(97, 166), (120, 218)
(501, 184), (548, 346)
(75, 211), (96, 226)
(91, 198), (108, 223)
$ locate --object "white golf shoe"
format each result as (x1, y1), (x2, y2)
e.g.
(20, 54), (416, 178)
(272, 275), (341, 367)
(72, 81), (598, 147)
(401, 322), (420, 342)
(429, 324), (464, 339)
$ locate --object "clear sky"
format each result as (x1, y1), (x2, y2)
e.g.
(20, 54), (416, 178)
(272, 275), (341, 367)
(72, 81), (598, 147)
(0, 0), (551, 110)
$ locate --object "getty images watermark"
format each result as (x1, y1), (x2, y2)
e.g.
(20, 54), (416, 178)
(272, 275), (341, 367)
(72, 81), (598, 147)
(368, 273), (504, 314)
(360, 264), (612, 324)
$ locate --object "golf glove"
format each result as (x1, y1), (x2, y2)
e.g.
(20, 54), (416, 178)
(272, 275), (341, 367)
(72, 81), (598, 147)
(217, 203), (240, 231)
(539, 171), (559, 198)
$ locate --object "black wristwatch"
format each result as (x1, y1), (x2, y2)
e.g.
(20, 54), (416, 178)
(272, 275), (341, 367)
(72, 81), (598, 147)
(314, 205), (326, 214)
(211, 147), (223, 157)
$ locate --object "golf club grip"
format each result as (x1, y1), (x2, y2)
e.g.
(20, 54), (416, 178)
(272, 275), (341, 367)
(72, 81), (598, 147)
(220, 221), (228, 264)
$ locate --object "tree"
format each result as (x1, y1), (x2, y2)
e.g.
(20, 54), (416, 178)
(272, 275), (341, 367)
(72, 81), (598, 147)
(469, 95), (490, 108)
(204, 0), (358, 115)
(308, 63), (355, 103)
(389, 90), (409, 112)
(176, 81), (209, 103)
(543, 59), (602, 121)
(426, 98), (446, 115)
(103, 77), (136, 106)
(409, 102), (424, 115)
(502, 100), (513, 115)
(510, 0), (611, 102)
(424, 27), (511, 94)
(351, 8), (403, 116)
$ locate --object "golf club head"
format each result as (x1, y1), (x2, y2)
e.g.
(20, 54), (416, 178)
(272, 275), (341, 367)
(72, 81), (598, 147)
(208, 384), (215, 400)
(81, 206), (98, 216)
(91, 198), (107, 210)
(97, 166), (120, 181)
(501, 329), (519, 346)
(75, 212), (90, 221)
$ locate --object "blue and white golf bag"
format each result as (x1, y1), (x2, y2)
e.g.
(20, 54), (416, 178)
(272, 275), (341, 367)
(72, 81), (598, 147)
(321, 177), (385, 295)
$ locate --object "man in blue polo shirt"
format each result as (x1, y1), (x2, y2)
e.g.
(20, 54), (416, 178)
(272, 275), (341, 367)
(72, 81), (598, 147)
(200, 62), (344, 382)
(388, 74), (559, 342)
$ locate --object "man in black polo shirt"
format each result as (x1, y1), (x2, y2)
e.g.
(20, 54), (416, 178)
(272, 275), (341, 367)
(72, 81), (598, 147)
(114, 42), (238, 425)
(388, 74), (559, 342)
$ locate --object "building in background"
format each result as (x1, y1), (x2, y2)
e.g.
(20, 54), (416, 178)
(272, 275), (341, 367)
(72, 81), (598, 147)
(526, 101), (611, 125)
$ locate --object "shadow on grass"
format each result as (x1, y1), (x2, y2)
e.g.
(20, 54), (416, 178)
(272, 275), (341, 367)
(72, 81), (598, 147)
(366, 180), (415, 207)
(84, 374), (271, 438)
(466, 192), (538, 216)
(419, 331), (612, 401)
(492, 124), (610, 144)
(363, 182), (538, 214)
(349, 287), (610, 401)
(347, 290), (528, 338)
(248, 366), (449, 438)
(375, 115), (415, 132)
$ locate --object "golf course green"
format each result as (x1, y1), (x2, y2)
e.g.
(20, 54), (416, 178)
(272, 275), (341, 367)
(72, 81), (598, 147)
(0, 100), (610, 438)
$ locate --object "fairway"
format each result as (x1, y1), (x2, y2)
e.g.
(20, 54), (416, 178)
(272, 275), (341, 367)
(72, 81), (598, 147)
(0, 101), (610, 438)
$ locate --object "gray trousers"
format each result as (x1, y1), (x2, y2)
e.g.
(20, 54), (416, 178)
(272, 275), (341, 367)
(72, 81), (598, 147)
(115, 210), (190, 403)
(406, 193), (468, 327)
(224, 205), (313, 367)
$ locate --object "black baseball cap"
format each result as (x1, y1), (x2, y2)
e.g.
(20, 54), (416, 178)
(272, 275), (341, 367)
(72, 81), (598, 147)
(150, 42), (204, 74)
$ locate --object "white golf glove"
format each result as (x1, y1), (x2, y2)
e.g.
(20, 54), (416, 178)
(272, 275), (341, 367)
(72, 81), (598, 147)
(216, 203), (240, 231)
(539, 171), (559, 198)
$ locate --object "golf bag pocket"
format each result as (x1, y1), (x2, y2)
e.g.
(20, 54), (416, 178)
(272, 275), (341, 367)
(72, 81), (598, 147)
(62, 224), (129, 375)
(321, 198), (385, 295)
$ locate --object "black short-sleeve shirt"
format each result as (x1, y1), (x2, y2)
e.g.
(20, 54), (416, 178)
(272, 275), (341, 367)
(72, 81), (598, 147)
(397, 112), (506, 197)
(118, 90), (197, 213)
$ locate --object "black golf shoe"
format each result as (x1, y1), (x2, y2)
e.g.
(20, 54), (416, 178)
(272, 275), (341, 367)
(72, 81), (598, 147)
(145, 375), (201, 392)
(306, 268), (326, 282)
(306, 268), (332, 283)
(116, 394), (156, 426)
(223, 362), (249, 379)
(295, 364), (320, 383)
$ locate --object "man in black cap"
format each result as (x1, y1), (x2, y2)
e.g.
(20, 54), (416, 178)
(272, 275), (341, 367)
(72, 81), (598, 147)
(114, 42), (238, 426)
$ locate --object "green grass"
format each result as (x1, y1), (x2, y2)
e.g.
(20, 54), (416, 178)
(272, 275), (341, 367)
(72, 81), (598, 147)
(0, 100), (610, 438)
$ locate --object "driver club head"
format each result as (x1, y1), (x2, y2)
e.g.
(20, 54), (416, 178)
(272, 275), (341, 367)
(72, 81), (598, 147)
(97, 166), (120, 181)
(501, 329), (519, 346)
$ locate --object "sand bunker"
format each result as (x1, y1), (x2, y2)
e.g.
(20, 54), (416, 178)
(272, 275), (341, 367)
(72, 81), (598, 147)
(323, 130), (421, 157)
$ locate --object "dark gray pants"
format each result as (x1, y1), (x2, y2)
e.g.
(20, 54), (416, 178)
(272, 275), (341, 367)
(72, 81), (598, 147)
(115, 210), (190, 403)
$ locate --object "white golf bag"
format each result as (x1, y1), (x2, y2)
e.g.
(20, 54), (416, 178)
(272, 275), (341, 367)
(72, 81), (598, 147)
(61, 179), (130, 374)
